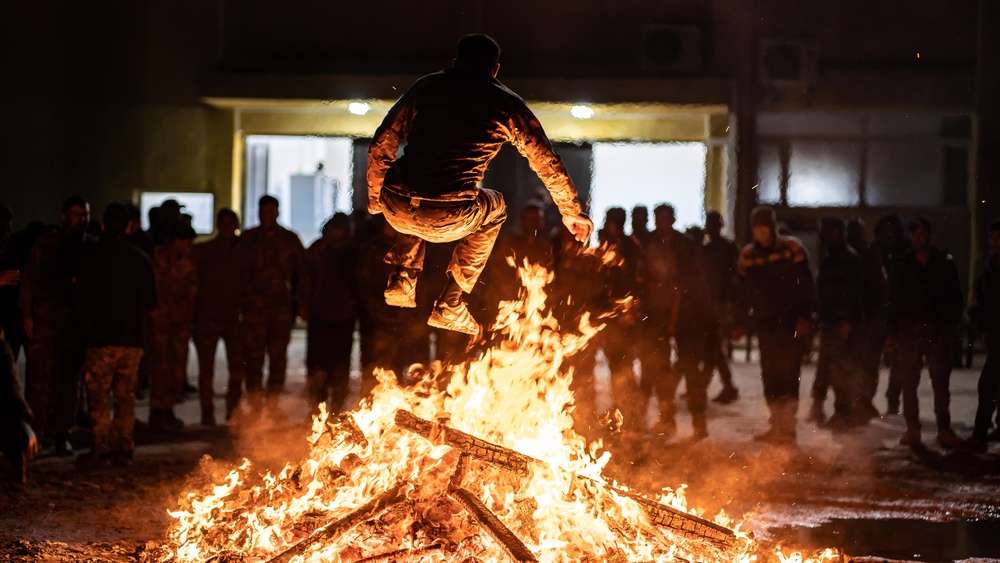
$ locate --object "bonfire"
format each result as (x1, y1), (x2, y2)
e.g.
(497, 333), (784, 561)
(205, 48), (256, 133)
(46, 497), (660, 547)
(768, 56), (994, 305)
(154, 256), (838, 563)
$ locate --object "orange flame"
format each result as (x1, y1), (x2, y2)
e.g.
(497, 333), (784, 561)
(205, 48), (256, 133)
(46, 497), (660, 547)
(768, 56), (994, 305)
(160, 257), (839, 563)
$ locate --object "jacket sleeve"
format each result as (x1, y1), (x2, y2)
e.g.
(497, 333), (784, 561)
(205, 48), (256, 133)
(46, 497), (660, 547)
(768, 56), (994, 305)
(367, 85), (419, 212)
(507, 104), (583, 217)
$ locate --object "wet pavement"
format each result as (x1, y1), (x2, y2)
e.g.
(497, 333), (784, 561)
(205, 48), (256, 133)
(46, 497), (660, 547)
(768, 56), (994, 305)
(6, 331), (1000, 562)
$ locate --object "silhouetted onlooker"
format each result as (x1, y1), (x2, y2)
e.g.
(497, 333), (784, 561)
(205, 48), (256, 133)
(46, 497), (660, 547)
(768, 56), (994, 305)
(74, 202), (157, 469)
(148, 221), (197, 431)
(630, 205), (652, 248)
(149, 199), (184, 246)
(240, 195), (304, 410)
(703, 211), (740, 404)
(640, 204), (711, 439)
(301, 213), (359, 414)
(19, 196), (91, 455)
(847, 217), (889, 421)
(596, 207), (644, 433)
(813, 217), (866, 432)
(0, 203), (27, 361)
(887, 217), (963, 448)
(737, 205), (815, 444)
(875, 212), (911, 414)
(191, 208), (246, 425)
(964, 219), (1000, 453)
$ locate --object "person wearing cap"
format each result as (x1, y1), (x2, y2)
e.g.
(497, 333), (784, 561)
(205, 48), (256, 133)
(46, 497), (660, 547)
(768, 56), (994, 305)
(887, 216), (963, 449)
(148, 220), (198, 431)
(737, 205), (816, 444)
(240, 194), (305, 411)
(74, 202), (157, 468)
(813, 216), (866, 433)
(367, 34), (593, 336)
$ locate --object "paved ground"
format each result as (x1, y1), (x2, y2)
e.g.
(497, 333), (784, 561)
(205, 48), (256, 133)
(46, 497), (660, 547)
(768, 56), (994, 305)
(3, 330), (1000, 562)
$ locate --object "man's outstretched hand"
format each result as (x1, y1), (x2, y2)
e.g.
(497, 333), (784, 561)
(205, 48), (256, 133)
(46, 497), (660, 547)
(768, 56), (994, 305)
(562, 214), (594, 242)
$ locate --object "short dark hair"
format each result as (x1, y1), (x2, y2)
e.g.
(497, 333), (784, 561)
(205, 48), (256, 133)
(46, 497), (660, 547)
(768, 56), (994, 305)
(125, 202), (142, 222)
(989, 219), (1000, 233)
(654, 203), (675, 217)
(605, 207), (627, 229)
(455, 34), (501, 70)
(820, 216), (845, 232)
(259, 194), (279, 209)
(102, 202), (130, 231)
(62, 196), (88, 213)
(217, 207), (239, 225)
(908, 216), (933, 234)
(321, 212), (351, 235)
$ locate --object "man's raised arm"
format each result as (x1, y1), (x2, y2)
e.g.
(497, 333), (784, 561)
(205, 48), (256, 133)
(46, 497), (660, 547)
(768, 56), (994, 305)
(366, 89), (417, 215)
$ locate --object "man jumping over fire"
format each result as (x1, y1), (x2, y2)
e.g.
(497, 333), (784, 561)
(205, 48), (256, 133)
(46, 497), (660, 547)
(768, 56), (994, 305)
(367, 34), (593, 335)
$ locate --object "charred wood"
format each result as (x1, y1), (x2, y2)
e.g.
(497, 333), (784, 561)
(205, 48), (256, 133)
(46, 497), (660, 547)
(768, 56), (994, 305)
(448, 487), (538, 563)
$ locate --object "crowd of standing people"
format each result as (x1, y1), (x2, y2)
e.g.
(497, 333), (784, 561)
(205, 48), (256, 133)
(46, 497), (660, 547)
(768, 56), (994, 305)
(0, 193), (999, 482)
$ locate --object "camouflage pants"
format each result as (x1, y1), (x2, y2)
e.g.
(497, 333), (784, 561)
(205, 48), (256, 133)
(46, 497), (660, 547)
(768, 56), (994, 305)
(193, 318), (245, 419)
(82, 346), (143, 456)
(149, 320), (191, 411)
(243, 307), (293, 401)
(381, 188), (507, 294)
(25, 317), (83, 438)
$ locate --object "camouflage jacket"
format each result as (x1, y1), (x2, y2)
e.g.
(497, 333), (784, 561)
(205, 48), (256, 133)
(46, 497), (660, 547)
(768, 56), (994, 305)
(19, 229), (88, 322)
(368, 67), (582, 217)
(150, 245), (197, 326)
(738, 235), (816, 331)
(240, 225), (304, 313)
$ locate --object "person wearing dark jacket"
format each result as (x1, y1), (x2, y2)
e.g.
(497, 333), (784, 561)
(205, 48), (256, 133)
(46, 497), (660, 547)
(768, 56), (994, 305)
(703, 211), (740, 404)
(191, 208), (246, 424)
(640, 204), (712, 439)
(1, 325), (37, 483)
(19, 196), (91, 455)
(737, 206), (816, 443)
(74, 202), (157, 469)
(814, 217), (867, 432)
(887, 217), (963, 448)
(963, 220), (1000, 453)
(300, 213), (359, 414)
(367, 34), (592, 336)
(847, 217), (889, 421)
(875, 213), (911, 414)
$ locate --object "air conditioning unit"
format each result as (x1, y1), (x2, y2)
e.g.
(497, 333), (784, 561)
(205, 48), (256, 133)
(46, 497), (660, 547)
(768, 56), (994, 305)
(759, 39), (820, 87)
(641, 25), (704, 74)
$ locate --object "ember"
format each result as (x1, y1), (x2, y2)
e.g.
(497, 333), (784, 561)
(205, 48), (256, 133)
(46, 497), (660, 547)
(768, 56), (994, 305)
(155, 260), (835, 563)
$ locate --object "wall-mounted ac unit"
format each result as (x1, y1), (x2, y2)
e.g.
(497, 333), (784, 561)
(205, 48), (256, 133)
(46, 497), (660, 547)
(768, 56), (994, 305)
(759, 39), (820, 87)
(641, 25), (704, 74)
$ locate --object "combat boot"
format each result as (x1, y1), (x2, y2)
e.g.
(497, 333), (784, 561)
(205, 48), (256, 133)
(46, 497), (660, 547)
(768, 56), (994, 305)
(384, 269), (417, 308)
(428, 299), (480, 335)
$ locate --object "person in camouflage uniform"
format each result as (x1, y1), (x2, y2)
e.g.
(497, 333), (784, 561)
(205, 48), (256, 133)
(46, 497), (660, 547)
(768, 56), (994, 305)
(191, 208), (246, 425)
(240, 195), (304, 409)
(19, 196), (90, 455)
(148, 221), (197, 430)
(367, 34), (592, 336)
(74, 202), (157, 468)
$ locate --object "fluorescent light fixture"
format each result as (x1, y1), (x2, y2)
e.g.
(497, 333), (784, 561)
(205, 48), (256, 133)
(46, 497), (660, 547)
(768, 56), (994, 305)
(570, 105), (595, 119)
(348, 102), (371, 116)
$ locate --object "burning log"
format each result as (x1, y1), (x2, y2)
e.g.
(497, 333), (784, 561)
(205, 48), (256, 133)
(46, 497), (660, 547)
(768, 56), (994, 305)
(263, 482), (410, 563)
(395, 410), (736, 551)
(395, 410), (532, 476)
(449, 487), (538, 563)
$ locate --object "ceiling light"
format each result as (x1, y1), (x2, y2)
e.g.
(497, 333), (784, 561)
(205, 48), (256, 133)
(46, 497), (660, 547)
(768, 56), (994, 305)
(570, 105), (595, 119)
(348, 102), (371, 116)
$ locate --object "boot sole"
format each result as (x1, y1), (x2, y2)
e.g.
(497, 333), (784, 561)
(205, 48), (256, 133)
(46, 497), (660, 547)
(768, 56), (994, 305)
(427, 311), (479, 335)
(384, 292), (416, 308)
